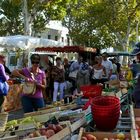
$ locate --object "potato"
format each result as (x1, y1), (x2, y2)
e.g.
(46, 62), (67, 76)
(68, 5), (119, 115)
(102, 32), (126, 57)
(45, 129), (55, 138)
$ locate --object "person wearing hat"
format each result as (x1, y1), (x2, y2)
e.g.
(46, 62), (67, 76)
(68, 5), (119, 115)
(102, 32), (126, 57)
(132, 43), (140, 108)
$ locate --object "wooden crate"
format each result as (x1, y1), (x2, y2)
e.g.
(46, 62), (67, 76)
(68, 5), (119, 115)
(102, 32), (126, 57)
(78, 128), (133, 140)
(0, 112), (8, 132)
(23, 123), (71, 140)
(70, 117), (86, 132)
(25, 104), (78, 117)
(130, 105), (139, 139)
(47, 124), (71, 140)
(24, 136), (47, 140)
(0, 135), (18, 140)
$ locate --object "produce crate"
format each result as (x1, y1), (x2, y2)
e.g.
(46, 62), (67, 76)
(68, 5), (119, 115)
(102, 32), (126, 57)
(0, 135), (19, 140)
(24, 108), (60, 117)
(58, 107), (92, 132)
(23, 123), (71, 140)
(78, 127), (133, 140)
(130, 105), (139, 139)
(2, 121), (71, 140)
(70, 116), (86, 132)
(39, 103), (78, 111)
(24, 136), (47, 140)
(25, 104), (78, 117)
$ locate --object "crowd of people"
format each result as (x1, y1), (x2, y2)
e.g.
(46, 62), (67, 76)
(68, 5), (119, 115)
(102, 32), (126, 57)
(1, 50), (140, 113)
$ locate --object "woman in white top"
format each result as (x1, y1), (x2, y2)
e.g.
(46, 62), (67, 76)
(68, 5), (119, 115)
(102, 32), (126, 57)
(90, 56), (106, 84)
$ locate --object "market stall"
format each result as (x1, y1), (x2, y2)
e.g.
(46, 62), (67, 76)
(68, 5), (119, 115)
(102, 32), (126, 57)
(0, 39), (138, 139)
(0, 77), (137, 140)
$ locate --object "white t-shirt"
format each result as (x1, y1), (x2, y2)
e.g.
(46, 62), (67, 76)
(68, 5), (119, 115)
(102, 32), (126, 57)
(102, 60), (113, 78)
(92, 68), (103, 79)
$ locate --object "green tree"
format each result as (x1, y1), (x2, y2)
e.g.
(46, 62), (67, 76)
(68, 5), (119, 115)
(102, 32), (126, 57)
(0, 0), (76, 35)
(63, 0), (140, 51)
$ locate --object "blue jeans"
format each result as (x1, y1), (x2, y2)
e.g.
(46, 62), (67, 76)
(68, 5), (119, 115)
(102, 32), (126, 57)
(21, 96), (45, 113)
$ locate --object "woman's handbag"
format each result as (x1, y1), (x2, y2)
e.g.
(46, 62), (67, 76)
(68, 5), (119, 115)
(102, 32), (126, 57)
(22, 69), (36, 95)
(22, 81), (36, 95)
(0, 79), (9, 96)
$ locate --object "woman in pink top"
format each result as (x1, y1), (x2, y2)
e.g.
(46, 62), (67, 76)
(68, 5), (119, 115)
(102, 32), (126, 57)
(12, 54), (46, 113)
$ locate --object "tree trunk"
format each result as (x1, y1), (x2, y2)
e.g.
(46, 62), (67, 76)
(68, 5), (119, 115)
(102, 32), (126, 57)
(136, 20), (139, 42)
(23, 0), (31, 35)
(122, 17), (131, 66)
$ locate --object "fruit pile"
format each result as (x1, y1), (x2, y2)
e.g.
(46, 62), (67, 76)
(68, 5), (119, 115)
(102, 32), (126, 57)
(81, 134), (97, 140)
(28, 123), (64, 139)
(81, 133), (130, 140)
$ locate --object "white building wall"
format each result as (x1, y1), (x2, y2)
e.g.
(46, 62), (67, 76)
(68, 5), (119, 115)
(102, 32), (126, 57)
(38, 20), (72, 46)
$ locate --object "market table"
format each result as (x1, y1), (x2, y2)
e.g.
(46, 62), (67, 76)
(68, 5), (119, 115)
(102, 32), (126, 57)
(2, 84), (22, 112)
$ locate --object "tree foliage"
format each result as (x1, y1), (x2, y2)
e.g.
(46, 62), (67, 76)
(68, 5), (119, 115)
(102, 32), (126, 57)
(63, 0), (140, 50)
(0, 0), (76, 35)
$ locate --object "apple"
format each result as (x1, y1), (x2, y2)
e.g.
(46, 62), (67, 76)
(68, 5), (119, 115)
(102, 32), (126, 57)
(39, 129), (46, 136)
(81, 136), (88, 140)
(85, 134), (97, 140)
(48, 124), (57, 133)
(29, 133), (34, 138)
(55, 124), (63, 133)
(33, 131), (41, 137)
(45, 129), (55, 138)
(103, 138), (109, 140)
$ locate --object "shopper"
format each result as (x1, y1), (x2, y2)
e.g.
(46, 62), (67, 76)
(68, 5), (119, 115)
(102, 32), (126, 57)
(0, 55), (9, 109)
(110, 58), (118, 80)
(12, 54), (46, 113)
(102, 52), (113, 80)
(132, 43), (140, 108)
(44, 56), (53, 103)
(113, 58), (121, 78)
(69, 56), (83, 94)
(90, 56), (106, 84)
(51, 57), (65, 102)
(130, 60), (137, 78)
(77, 57), (90, 92)
(64, 58), (70, 81)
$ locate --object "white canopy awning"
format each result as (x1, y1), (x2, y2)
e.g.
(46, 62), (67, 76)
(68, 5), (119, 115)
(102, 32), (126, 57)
(0, 35), (64, 50)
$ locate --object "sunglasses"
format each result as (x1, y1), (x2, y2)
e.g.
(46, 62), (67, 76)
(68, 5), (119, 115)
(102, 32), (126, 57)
(31, 61), (40, 64)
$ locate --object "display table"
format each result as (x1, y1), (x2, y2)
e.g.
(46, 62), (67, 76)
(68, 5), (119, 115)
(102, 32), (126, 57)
(2, 84), (22, 112)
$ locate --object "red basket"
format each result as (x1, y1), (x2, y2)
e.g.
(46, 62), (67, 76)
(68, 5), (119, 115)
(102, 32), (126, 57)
(91, 96), (120, 131)
(80, 85), (103, 98)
